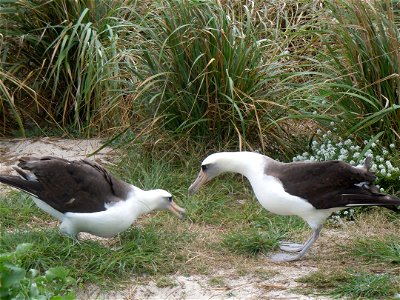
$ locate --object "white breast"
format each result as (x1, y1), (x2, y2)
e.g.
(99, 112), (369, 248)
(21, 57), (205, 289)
(60, 200), (141, 238)
(249, 174), (334, 229)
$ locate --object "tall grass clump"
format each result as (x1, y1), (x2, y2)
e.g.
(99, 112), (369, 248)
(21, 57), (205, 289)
(133, 0), (290, 149)
(315, 0), (400, 146)
(0, 0), (137, 136)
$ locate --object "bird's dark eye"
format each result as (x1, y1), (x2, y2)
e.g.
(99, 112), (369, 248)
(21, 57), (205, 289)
(168, 196), (173, 202)
(201, 164), (208, 171)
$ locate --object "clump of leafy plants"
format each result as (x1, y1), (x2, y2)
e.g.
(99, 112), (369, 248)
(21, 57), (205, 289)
(0, 243), (76, 299)
(0, 0), (138, 136)
(134, 0), (289, 148)
(322, 0), (400, 146)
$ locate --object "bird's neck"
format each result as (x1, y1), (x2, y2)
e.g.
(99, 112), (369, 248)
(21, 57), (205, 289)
(219, 152), (265, 179)
(126, 187), (156, 217)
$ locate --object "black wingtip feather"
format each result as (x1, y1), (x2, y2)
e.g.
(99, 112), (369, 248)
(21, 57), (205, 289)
(0, 175), (40, 198)
(12, 166), (30, 180)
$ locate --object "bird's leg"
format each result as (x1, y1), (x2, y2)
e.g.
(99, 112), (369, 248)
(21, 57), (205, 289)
(271, 225), (322, 262)
(279, 241), (305, 253)
(279, 229), (321, 253)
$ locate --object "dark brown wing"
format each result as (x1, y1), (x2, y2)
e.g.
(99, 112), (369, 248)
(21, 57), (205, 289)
(0, 156), (132, 213)
(266, 160), (400, 209)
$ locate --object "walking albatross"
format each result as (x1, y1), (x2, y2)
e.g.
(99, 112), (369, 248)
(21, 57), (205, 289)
(189, 151), (400, 262)
(0, 156), (185, 238)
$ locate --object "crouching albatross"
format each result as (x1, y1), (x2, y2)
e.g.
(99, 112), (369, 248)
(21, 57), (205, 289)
(0, 156), (185, 238)
(189, 151), (400, 262)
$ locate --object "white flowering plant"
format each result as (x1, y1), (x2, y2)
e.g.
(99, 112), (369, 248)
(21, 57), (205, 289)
(292, 129), (400, 223)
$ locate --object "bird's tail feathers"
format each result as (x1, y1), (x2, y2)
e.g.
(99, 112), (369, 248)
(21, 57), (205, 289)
(0, 175), (40, 198)
(343, 192), (400, 211)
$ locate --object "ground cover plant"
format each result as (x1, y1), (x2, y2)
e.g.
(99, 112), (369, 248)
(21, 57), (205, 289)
(0, 243), (76, 299)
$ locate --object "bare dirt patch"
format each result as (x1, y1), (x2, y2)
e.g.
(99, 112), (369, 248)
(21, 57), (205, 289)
(0, 137), (114, 173)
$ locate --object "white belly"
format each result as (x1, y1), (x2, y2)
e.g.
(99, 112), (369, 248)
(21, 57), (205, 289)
(61, 204), (139, 238)
(250, 175), (334, 229)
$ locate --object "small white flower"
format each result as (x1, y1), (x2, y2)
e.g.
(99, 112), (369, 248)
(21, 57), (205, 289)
(390, 143), (395, 148)
(330, 121), (335, 126)
(344, 139), (352, 146)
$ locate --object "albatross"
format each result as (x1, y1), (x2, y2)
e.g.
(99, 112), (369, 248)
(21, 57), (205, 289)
(188, 151), (400, 262)
(0, 156), (185, 238)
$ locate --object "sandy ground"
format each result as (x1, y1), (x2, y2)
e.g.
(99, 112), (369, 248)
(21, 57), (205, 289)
(81, 269), (326, 300)
(0, 137), (115, 175)
(80, 265), (331, 300)
(0, 138), (331, 300)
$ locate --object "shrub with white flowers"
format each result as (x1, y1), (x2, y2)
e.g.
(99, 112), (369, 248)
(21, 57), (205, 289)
(292, 130), (400, 223)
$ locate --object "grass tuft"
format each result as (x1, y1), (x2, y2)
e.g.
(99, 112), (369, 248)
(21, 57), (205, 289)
(331, 272), (400, 299)
(222, 228), (280, 256)
(132, 0), (294, 150)
(350, 236), (400, 264)
(298, 269), (400, 299)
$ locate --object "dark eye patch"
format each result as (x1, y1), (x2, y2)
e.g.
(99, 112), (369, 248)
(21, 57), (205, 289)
(168, 196), (173, 202)
(201, 164), (208, 171)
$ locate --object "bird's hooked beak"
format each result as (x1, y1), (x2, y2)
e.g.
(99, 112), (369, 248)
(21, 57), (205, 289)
(168, 200), (186, 219)
(188, 169), (209, 195)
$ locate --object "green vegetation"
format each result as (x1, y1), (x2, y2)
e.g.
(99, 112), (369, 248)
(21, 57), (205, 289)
(1, 0), (400, 298)
(332, 272), (400, 299)
(350, 236), (400, 264)
(222, 228), (280, 256)
(0, 243), (76, 299)
(298, 269), (400, 299)
(322, 0), (400, 145)
(135, 0), (277, 144)
(1, 0), (398, 149)
(0, 0), (138, 136)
